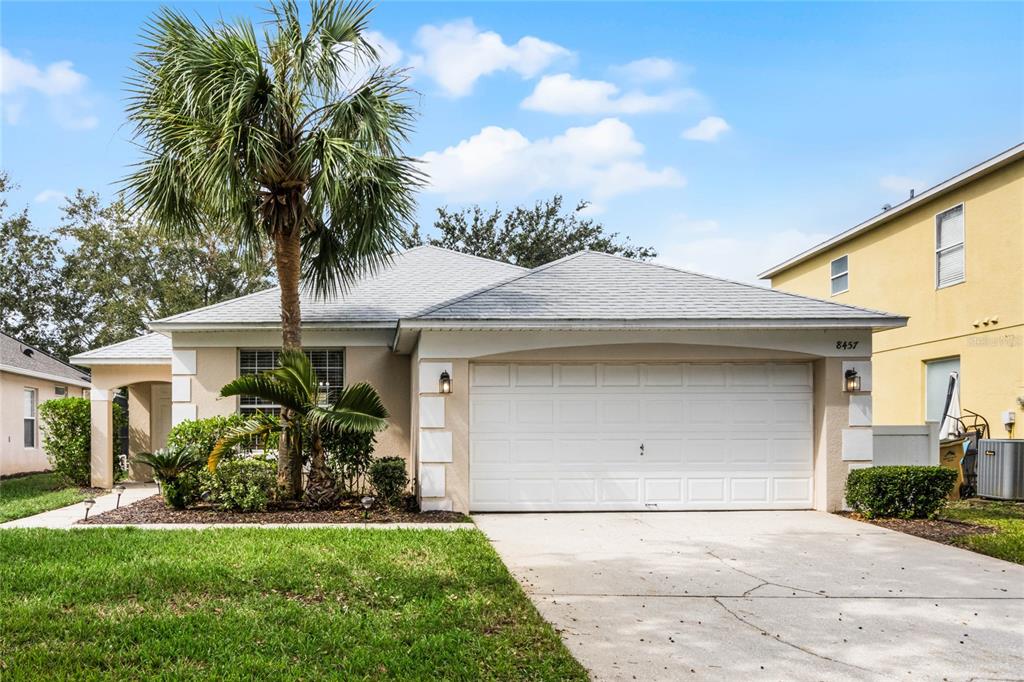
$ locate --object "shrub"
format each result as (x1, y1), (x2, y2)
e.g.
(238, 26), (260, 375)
(323, 429), (376, 495)
(368, 456), (409, 506)
(166, 414), (254, 462)
(845, 465), (958, 519)
(136, 446), (203, 509)
(39, 397), (127, 487)
(201, 457), (276, 512)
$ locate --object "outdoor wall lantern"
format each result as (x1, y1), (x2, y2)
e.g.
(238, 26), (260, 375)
(113, 484), (126, 509)
(844, 368), (861, 392)
(439, 370), (452, 395)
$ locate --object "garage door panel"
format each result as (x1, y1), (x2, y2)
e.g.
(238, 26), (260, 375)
(469, 362), (813, 511)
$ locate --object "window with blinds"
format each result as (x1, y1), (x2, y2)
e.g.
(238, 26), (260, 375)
(238, 349), (344, 415)
(935, 205), (965, 288)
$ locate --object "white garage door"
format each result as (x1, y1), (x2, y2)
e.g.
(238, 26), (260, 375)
(469, 362), (814, 511)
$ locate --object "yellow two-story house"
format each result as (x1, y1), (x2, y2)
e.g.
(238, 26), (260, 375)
(762, 143), (1023, 438)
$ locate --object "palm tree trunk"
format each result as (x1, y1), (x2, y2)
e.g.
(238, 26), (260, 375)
(305, 432), (338, 508)
(274, 226), (304, 499)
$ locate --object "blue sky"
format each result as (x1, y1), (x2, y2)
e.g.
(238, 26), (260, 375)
(2, 1), (1021, 282)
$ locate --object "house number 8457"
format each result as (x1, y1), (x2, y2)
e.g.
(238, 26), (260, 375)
(835, 340), (859, 350)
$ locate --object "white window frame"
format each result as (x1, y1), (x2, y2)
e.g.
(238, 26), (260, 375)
(54, 385), (67, 397)
(829, 255), (849, 296)
(935, 203), (965, 289)
(24, 388), (38, 448)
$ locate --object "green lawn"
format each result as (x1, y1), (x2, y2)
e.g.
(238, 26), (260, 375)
(0, 528), (586, 681)
(941, 499), (1024, 565)
(0, 473), (91, 523)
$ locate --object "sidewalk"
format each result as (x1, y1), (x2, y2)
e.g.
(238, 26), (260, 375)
(0, 483), (158, 529)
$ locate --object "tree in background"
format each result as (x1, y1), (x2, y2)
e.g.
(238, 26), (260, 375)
(0, 176), (273, 361)
(0, 174), (62, 352)
(56, 191), (273, 359)
(403, 195), (657, 269)
(123, 0), (420, 498)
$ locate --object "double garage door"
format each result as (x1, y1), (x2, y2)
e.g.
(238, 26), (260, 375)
(469, 362), (814, 511)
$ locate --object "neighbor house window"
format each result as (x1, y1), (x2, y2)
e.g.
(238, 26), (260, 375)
(925, 357), (960, 422)
(238, 349), (344, 415)
(24, 388), (37, 447)
(54, 385), (67, 397)
(935, 205), (965, 288)
(830, 255), (849, 295)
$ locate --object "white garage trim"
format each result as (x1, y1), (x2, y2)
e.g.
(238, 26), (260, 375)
(469, 362), (814, 512)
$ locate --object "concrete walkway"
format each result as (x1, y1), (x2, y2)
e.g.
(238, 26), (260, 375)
(1, 483), (158, 529)
(475, 511), (1024, 682)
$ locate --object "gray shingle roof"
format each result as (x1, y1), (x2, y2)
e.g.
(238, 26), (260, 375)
(70, 332), (172, 365)
(151, 246), (525, 328)
(414, 251), (904, 324)
(0, 332), (91, 384)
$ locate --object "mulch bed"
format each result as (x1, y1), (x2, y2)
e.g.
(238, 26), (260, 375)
(839, 512), (995, 545)
(79, 495), (470, 525)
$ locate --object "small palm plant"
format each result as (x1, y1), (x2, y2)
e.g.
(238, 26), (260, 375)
(136, 447), (203, 509)
(212, 351), (389, 507)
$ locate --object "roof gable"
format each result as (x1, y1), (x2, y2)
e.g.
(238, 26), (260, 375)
(415, 251), (903, 324)
(150, 246), (525, 329)
(70, 332), (172, 365)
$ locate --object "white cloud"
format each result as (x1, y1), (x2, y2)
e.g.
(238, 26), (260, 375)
(0, 48), (98, 129)
(33, 189), (66, 204)
(338, 30), (403, 90)
(610, 57), (682, 83)
(421, 117), (684, 204)
(656, 227), (830, 284)
(879, 174), (925, 195)
(363, 31), (403, 68)
(682, 116), (730, 142)
(521, 73), (694, 115)
(409, 19), (570, 97)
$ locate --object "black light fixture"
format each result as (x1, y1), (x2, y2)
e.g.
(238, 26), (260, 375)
(113, 485), (126, 509)
(439, 370), (452, 394)
(361, 496), (375, 523)
(83, 498), (96, 520)
(844, 368), (861, 392)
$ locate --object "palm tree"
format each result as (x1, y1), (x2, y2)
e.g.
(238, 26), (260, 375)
(123, 0), (419, 497)
(211, 350), (389, 507)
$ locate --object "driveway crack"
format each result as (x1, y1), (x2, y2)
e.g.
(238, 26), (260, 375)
(706, 549), (824, 598)
(711, 597), (879, 676)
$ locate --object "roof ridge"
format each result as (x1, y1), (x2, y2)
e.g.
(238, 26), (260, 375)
(406, 244), (529, 271)
(411, 251), (592, 318)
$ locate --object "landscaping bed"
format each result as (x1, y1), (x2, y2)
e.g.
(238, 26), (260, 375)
(79, 494), (470, 525)
(843, 512), (995, 544)
(0, 527), (586, 680)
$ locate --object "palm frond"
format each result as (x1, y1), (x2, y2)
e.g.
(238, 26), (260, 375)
(208, 412), (282, 470)
(220, 373), (306, 411)
(306, 381), (389, 434)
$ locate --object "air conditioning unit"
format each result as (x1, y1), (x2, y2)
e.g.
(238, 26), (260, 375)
(977, 439), (1024, 500)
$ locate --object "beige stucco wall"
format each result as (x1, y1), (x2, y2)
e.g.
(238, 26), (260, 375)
(193, 347), (238, 418)
(0, 370), (85, 476)
(127, 383), (155, 481)
(346, 347), (411, 461)
(414, 339), (858, 514)
(771, 159), (1024, 433)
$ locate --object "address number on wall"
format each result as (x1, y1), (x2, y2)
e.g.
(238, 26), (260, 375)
(835, 340), (860, 350)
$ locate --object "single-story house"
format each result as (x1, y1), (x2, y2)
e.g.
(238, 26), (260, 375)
(1, 331), (91, 476)
(71, 246), (906, 512)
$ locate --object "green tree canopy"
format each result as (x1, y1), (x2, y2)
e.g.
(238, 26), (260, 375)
(403, 195), (657, 269)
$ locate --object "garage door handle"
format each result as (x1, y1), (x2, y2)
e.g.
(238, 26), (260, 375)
(640, 443), (644, 456)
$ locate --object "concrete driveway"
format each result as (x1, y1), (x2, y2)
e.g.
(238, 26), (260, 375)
(475, 511), (1024, 681)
